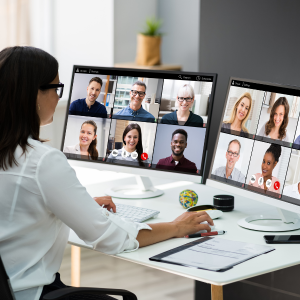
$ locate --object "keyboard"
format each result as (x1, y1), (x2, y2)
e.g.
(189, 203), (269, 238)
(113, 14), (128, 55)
(114, 203), (160, 222)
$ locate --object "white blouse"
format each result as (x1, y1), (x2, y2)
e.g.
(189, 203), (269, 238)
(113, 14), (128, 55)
(0, 138), (151, 300)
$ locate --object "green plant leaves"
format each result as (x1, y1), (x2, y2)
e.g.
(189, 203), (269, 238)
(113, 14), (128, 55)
(140, 17), (163, 36)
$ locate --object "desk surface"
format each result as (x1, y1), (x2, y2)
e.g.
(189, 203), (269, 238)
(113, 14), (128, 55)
(68, 167), (300, 286)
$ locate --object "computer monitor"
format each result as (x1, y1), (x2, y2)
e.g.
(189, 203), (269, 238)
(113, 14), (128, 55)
(61, 66), (217, 198)
(207, 77), (300, 231)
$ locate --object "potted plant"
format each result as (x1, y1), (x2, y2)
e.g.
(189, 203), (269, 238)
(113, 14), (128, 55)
(136, 17), (163, 66)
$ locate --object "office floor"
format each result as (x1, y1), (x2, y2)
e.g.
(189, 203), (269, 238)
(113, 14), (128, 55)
(59, 245), (194, 300)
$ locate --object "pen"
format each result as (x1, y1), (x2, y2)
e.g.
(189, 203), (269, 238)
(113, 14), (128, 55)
(184, 231), (226, 238)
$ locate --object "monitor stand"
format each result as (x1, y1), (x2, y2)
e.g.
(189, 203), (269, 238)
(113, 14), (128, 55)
(238, 208), (300, 232)
(105, 175), (164, 199)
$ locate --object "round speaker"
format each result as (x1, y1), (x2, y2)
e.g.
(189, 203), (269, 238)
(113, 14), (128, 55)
(213, 194), (234, 212)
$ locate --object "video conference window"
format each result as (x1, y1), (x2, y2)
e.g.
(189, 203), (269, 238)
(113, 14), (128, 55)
(222, 86), (265, 137)
(69, 72), (117, 118)
(282, 149), (300, 204)
(112, 76), (163, 123)
(245, 141), (291, 197)
(211, 133), (254, 187)
(151, 124), (206, 174)
(106, 119), (157, 167)
(159, 79), (212, 127)
(255, 93), (299, 146)
(63, 115), (111, 161)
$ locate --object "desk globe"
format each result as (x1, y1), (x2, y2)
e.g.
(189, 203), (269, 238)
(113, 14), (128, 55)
(179, 189), (198, 209)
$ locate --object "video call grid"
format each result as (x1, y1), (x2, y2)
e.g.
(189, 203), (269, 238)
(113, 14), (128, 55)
(62, 68), (216, 176)
(221, 79), (300, 150)
(211, 78), (300, 203)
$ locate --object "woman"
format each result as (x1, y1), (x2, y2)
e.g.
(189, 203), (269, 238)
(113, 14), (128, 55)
(0, 47), (213, 300)
(257, 97), (290, 142)
(248, 144), (281, 194)
(222, 92), (253, 135)
(64, 120), (98, 160)
(160, 84), (203, 127)
(107, 123), (145, 166)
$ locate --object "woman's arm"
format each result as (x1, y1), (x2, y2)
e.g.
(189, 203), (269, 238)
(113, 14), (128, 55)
(137, 211), (213, 247)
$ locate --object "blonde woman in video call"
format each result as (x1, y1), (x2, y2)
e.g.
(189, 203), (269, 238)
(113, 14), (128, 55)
(257, 97), (290, 142)
(222, 92), (253, 135)
(64, 120), (99, 160)
(161, 84), (203, 127)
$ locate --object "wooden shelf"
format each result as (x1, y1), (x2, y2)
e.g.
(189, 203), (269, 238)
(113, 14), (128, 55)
(114, 62), (181, 71)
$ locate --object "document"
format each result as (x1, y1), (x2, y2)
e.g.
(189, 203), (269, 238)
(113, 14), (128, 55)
(150, 237), (275, 271)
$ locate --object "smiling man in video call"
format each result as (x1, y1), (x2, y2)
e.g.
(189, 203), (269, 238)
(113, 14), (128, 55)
(213, 139), (245, 185)
(155, 129), (197, 173)
(113, 80), (155, 122)
(69, 77), (107, 118)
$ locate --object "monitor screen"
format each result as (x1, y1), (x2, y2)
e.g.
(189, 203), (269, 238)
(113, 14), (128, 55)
(61, 66), (217, 179)
(209, 78), (300, 205)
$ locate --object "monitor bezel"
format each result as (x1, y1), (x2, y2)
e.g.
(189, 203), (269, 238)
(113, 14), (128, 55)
(61, 65), (218, 183)
(208, 76), (300, 205)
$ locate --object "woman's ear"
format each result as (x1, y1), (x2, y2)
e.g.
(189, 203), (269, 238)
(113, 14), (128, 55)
(93, 134), (97, 140)
(274, 161), (278, 168)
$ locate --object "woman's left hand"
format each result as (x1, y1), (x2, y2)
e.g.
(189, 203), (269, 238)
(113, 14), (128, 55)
(93, 196), (116, 213)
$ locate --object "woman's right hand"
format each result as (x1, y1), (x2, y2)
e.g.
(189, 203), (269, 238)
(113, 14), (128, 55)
(171, 211), (214, 238)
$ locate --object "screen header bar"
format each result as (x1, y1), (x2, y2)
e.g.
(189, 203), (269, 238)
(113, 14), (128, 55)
(231, 79), (300, 97)
(74, 66), (215, 82)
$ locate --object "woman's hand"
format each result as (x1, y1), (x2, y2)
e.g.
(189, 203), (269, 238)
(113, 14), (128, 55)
(93, 196), (116, 213)
(171, 211), (214, 238)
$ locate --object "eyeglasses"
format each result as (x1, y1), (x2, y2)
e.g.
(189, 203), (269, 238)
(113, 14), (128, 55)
(131, 90), (145, 97)
(227, 150), (239, 157)
(177, 97), (193, 102)
(40, 82), (64, 98)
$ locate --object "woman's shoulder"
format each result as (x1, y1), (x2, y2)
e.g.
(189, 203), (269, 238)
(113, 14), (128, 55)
(63, 144), (80, 154)
(221, 122), (231, 129)
(161, 111), (176, 122)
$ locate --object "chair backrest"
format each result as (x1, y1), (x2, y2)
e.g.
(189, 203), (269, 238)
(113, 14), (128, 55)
(0, 255), (16, 300)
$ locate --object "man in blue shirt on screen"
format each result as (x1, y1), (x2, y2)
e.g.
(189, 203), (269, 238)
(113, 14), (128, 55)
(113, 81), (155, 122)
(69, 77), (107, 118)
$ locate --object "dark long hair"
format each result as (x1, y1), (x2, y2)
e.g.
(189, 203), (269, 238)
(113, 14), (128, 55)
(0, 46), (58, 170)
(122, 123), (144, 166)
(265, 97), (289, 140)
(81, 120), (98, 160)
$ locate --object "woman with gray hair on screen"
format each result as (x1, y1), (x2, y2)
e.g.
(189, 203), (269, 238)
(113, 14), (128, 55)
(160, 84), (203, 127)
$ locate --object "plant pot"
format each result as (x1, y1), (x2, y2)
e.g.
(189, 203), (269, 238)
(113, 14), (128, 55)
(136, 33), (161, 66)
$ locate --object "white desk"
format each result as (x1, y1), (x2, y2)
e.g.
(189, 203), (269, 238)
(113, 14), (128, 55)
(68, 168), (300, 300)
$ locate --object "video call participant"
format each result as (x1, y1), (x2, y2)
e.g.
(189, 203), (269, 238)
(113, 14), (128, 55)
(113, 81), (155, 122)
(160, 84), (203, 127)
(155, 129), (197, 173)
(257, 97), (290, 142)
(222, 92), (252, 136)
(248, 143), (281, 194)
(64, 120), (98, 160)
(284, 182), (300, 200)
(106, 123), (146, 166)
(69, 77), (107, 118)
(212, 139), (245, 185)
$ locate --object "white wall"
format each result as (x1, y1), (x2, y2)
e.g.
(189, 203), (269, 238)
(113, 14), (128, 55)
(157, 0), (200, 72)
(30, 0), (115, 149)
(114, 0), (200, 72)
(114, 0), (157, 63)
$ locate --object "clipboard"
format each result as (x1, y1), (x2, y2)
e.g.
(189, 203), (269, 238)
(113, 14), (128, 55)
(149, 237), (275, 272)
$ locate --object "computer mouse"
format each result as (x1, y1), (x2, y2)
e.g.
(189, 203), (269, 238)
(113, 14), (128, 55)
(196, 221), (215, 233)
(206, 209), (223, 220)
